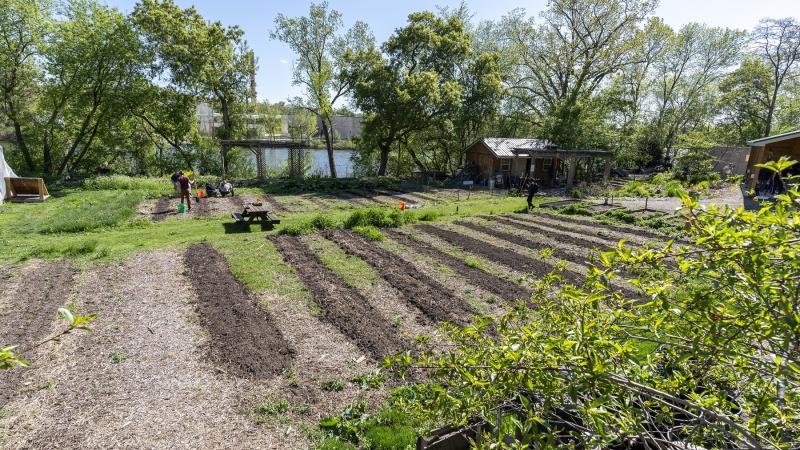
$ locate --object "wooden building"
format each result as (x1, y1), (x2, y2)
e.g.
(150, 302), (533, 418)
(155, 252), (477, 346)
(746, 129), (800, 189)
(463, 137), (613, 188)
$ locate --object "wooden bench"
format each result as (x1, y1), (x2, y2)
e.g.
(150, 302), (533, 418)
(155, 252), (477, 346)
(232, 204), (280, 225)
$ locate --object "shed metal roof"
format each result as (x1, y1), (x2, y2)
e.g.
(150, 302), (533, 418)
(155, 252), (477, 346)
(747, 129), (800, 146)
(475, 137), (553, 157)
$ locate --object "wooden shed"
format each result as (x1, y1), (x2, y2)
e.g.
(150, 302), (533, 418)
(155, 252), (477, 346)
(463, 137), (613, 188)
(746, 129), (800, 189)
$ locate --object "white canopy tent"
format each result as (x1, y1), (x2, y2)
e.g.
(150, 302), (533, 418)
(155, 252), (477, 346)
(0, 144), (18, 204)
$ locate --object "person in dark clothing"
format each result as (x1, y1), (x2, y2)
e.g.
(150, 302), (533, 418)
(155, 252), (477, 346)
(526, 179), (539, 209)
(171, 171), (183, 196)
(177, 173), (193, 211)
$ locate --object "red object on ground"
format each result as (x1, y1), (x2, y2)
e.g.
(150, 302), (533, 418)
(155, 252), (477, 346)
(398, 201), (405, 210)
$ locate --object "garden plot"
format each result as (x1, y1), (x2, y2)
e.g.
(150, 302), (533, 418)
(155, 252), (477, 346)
(376, 234), (507, 317)
(140, 195), (244, 222)
(325, 230), (475, 325)
(384, 229), (532, 304)
(0, 260), (76, 407)
(531, 210), (670, 241)
(271, 234), (410, 359)
(184, 243), (294, 378)
(0, 251), (295, 448)
(417, 223), (583, 285)
(482, 216), (618, 254)
(331, 190), (374, 207)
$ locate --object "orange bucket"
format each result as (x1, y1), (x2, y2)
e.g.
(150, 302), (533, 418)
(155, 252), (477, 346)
(398, 201), (405, 210)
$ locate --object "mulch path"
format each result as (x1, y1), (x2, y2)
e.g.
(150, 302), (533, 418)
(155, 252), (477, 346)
(325, 230), (474, 325)
(385, 229), (531, 303)
(0, 260), (76, 407)
(271, 235), (409, 360)
(184, 243), (294, 378)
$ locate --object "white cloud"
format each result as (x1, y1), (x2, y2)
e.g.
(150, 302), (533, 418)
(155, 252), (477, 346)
(280, 59), (288, 64)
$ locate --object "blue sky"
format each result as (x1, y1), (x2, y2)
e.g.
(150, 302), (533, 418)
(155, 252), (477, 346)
(105, 0), (798, 103)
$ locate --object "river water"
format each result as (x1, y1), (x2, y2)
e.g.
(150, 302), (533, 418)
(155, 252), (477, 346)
(248, 148), (356, 177)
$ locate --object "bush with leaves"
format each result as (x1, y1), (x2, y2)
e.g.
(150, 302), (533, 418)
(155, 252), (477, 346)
(390, 158), (800, 449)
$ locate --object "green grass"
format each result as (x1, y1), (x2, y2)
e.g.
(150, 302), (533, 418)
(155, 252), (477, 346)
(0, 182), (530, 266)
(307, 236), (381, 290)
(321, 378), (347, 392)
(352, 225), (384, 241)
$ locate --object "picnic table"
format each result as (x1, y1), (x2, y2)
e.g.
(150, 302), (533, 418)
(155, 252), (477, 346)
(232, 204), (280, 225)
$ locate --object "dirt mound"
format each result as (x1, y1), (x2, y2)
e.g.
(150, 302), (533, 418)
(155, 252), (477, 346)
(326, 230), (474, 324)
(0, 260), (76, 406)
(271, 235), (409, 359)
(184, 243), (294, 378)
(150, 197), (174, 222)
(385, 229), (531, 303)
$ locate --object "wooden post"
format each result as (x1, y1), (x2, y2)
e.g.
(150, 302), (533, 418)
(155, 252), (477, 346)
(603, 158), (612, 183)
(566, 157), (577, 189)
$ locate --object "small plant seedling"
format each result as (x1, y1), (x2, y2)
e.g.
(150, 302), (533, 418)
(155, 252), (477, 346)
(539, 247), (555, 258)
(110, 351), (127, 364)
(321, 378), (347, 392)
(351, 370), (386, 390)
(464, 256), (485, 270)
(392, 316), (403, 328)
(254, 399), (290, 424)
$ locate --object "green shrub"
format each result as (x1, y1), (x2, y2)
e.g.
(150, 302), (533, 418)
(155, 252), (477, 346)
(559, 204), (593, 216)
(279, 222), (313, 236)
(417, 210), (441, 222)
(344, 208), (416, 229)
(352, 225), (385, 241)
(601, 209), (637, 224)
(81, 175), (172, 197)
(310, 214), (337, 231)
(665, 180), (684, 197)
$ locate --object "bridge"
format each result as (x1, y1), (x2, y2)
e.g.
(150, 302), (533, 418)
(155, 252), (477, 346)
(220, 138), (311, 179)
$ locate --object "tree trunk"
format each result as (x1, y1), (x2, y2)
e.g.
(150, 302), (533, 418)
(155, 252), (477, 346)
(11, 119), (34, 172)
(321, 120), (337, 178)
(378, 142), (390, 176)
(57, 103), (100, 176)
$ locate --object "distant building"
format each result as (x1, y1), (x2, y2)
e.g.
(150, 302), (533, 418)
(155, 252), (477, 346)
(464, 137), (613, 188)
(195, 103), (362, 141)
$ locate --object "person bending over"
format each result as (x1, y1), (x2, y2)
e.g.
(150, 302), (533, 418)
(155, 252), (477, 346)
(177, 173), (194, 211)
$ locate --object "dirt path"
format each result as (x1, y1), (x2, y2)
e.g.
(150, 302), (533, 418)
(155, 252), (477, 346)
(326, 230), (475, 325)
(497, 215), (638, 248)
(0, 251), (291, 448)
(385, 229), (531, 303)
(395, 189), (440, 203)
(332, 191), (372, 207)
(345, 190), (387, 206)
(184, 243), (294, 378)
(271, 235), (409, 360)
(0, 260), (76, 408)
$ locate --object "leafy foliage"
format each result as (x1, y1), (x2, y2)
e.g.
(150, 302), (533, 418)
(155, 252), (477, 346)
(389, 159), (800, 449)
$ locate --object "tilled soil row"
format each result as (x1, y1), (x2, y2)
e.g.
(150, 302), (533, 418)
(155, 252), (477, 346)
(271, 235), (410, 359)
(385, 229), (532, 303)
(417, 224), (582, 284)
(332, 191), (373, 207)
(396, 189), (440, 203)
(528, 210), (671, 241)
(481, 216), (616, 254)
(151, 197), (174, 222)
(325, 230), (474, 325)
(257, 194), (288, 213)
(375, 190), (423, 205)
(0, 260), (76, 406)
(303, 195), (332, 209)
(184, 243), (294, 378)
(346, 190), (387, 205)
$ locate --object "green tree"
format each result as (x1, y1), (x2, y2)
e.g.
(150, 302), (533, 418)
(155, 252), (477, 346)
(718, 59), (772, 144)
(752, 18), (800, 137)
(271, 1), (372, 178)
(0, 0), (50, 173)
